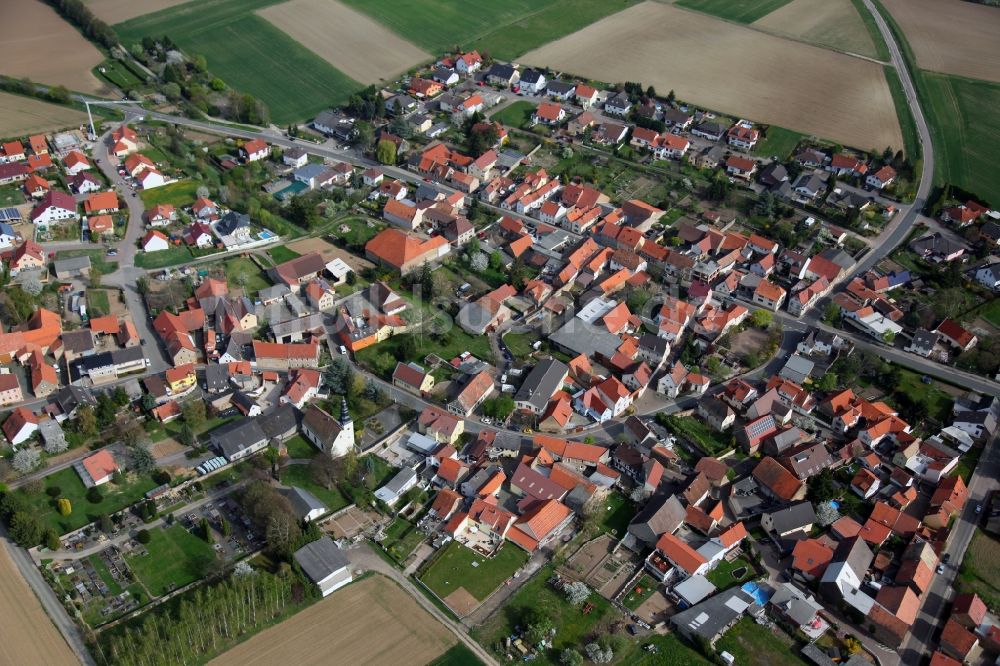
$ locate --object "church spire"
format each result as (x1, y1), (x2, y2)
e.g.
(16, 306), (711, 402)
(340, 398), (351, 425)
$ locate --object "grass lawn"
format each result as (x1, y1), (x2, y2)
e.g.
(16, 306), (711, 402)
(594, 491), (634, 537)
(342, 0), (642, 60)
(491, 101), (537, 129)
(381, 517), (426, 562)
(958, 530), (1000, 613)
(916, 72), (1000, 205)
(954, 445), (982, 484)
(892, 368), (954, 423)
(115, 0), (361, 124)
(883, 66), (921, 162)
(126, 524), (215, 597)
(471, 564), (615, 665)
(753, 126), (805, 160)
(715, 617), (808, 666)
(421, 541), (528, 602)
(86, 289), (111, 317)
(326, 215), (384, 250)
(282, 434), (318, 460)
(0, 185), (25, 207)
(622, 573), (659, 611)
(139, 180), (200, 208)
(23, 468), (159, 535)
(503, 331), (540, 359)
(633, 634), (713, 665)
(676, 0), (792, 23)
(661, 415), (733, 455)
(279, 463), (348, 513)
(135, 246), (209, 270)
(145, 413), (237, 444)
(706, 556), (755, 590)
(268, 245), (300, 264)
(977, 298), (1000, 328)
(56, 249), (118, 275)
(224, 256), (271, 296)
(428, 644), (485, 666)
(356, 328), (494, 379)
(94, 58), (144, 91)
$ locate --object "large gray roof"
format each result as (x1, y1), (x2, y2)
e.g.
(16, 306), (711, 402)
(514, 358), (568, 412)
(294, 536), (349, 583)
(284, 486), (327, 520)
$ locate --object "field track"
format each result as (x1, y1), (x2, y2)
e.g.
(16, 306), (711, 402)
(0, 0), (105, 94)
(0, 545), (77, 666)
(208, 575), (455, 666)
(257, 0), (430, 84)
(882, 0), (1000, 83)
(523, 1), (902, 151)
(0, 92), (88, 137)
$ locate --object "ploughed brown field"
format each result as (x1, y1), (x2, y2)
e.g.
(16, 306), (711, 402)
(522, 1), (903, 151)
(0, 545), (77, 666)
(208, 575), (455, 666)
(0, 92), (88, 137)
(882, 0), (1000, 83)
(257, 0), (431, 85)
(753, 0), (879, 60)
(82, 0), (192, 24)
(0, 0), (106, 94)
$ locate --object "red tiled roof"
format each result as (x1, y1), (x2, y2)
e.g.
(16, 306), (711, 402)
(752, 456), (802, 501)
(654, 532), (707, 575)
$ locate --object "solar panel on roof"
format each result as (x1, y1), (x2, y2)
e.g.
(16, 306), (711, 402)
(0, 208), (21, 221)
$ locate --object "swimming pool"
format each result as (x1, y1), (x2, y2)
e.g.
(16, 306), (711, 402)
(741, 581), (771, 606)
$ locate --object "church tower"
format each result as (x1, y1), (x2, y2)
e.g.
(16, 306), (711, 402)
(332, 397), (354, 457)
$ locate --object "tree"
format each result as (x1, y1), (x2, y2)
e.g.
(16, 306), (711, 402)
(199, 517), (212, 542)
(163, 82), (182, 101)
(807, 469), (838, 503)
(585, 643), (613, 664)
(12, 448), (40, 475)
(309, 454), (338, 489)
(21, 275), (42, 296)
(87, 486), (104, 503)
(178, 423), (196, 447)
(816, 500), (840, 527)
(57, 498), (72, 516)
(375, 139), (397, 165)
(130, 443), (156, 474)
(323, 358), (353, 395)
(816, 372), (838, 392)
(882, 330), (896, 344)
(482, 395), (515, 421)
(489, 251), (503, 270)
(352, 120), (375, 151)
(136, 529), (151, 544)
(523, 611), (554, 644)
(43, 434), (68, 455)
(560, 649), (583, 666)
(46, 486), (61, 498)
(750, 309), (773, 329)
(9, 512), (42, 547)
(44, 529), (60, 551)
(563, 581), (591, 606)
(470, 252), (488, 272)
(667, 89), (676, 105)
(823, 301), (841, 325)
(181, 399), (207, 429)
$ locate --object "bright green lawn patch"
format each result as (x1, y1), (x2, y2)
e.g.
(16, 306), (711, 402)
(915, 72), (1000, 205)
(56, 249), (117, 275)
(753, 126), (805, 160)
(86, 289), (110, 317)
(421, 541), (528, 602)
(503, 331), (540, 359)
(883, 66), (921, 162)
(593, 491), (634, 537)
(428, 644), (485, 666)
(715, 617), (808, 666)
(0, 185), (26, 207)
(491, 101), (538, 129)
(224, 256), (271, 296)
(706, 556), (755, 590)
(139, 180), (200, 208)
(135, 246), (198, 270)
(279, 464), (348, 513)
(342, 0), (641, 60)
(661, 415), (733, 455)
(268, 245), (300, 264)
(94, 59), (144, 91)
(126, 524), (215, 597)
(676, 0), (792, 23)
(893, 368), (953, 423)
(622, 573), (659, 610)
(633, 634), (713, 666)
(978, 298), (1000, 328)
(21, 467), (159, 535)
(381, 517), (425, 562)
(282, 434), (318, 460)
(327, 215), (384, 249)
(115, 1), (361, 124)
(356, 329), (494, 379)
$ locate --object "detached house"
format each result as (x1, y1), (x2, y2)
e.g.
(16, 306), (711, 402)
(240, 139), (269, 163)
(30, 190), (77, 227)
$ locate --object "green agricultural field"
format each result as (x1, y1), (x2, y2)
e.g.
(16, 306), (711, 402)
(421, 542), (528, 602)
(917, 72), (1000, 205)
(491, 101), (537, 129)
(126, 524), (216, 597)
(883, 66), (921, 161)
(849, 0), (891, 61)
(139, 180), (200, 208)
(341, 0), (641, 60)
(428, 644), (485, 666)
(115, 0), (361, 124)
(676, 0), (793, 24)
(19, 467), (159, 535)
(753, 126), (805, 160)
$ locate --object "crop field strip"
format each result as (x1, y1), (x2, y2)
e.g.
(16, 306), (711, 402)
(0, 92), (89, 137)
(83, 0), (193, 24)
(752, 0), (879, 60)
(522, 1), (903, 152)
(339, 0), (644, 61)
(115, 0), (362, 124)
(675, 0), (793, 24)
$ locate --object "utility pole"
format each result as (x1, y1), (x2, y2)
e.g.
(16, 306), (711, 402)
(81, 99), (143, 140)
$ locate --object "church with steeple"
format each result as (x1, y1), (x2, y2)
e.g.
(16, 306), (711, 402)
(301, 398), (354, 458)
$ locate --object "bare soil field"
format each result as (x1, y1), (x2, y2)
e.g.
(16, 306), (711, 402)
(522, 1), (903, 151)
(287, 237), (374, 271)
(82, 0), (192, 24)
(443, 587), (479, 616)
(257, 0), (431, 84)
(0, 0), (106, 94)
(882, 0), (1000, 83)
(0, 92), (88, 137)
(209, 575), (455, 666)
(753, 0), (877, 59)
(0, 545), (77, 666)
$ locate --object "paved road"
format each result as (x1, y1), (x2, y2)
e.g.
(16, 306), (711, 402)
(344, 542), (500, 666)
